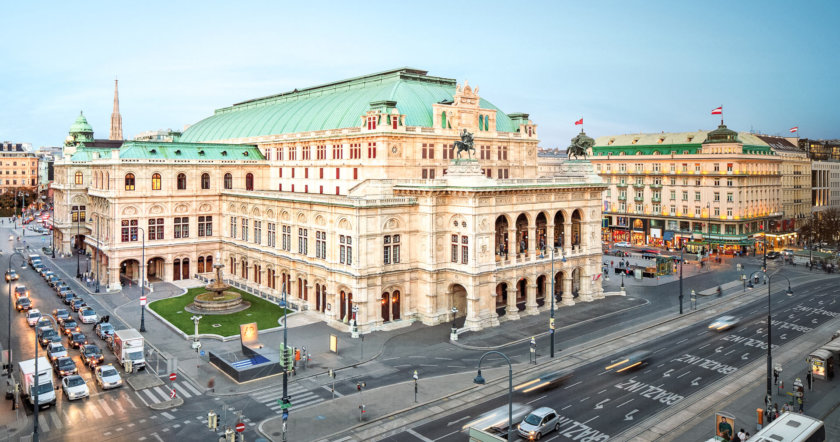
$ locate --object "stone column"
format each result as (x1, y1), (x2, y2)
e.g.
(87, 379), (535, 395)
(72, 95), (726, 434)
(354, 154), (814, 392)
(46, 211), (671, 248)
(525, 282), (539, 315)
(507, 227), (517, 261)
(528, 225), (536, 257)
(505, 281), (520, 320)
(563, 222), (572, 255)
(464, 290), (483, 331)
(561, 276), (574, 306)
(546, 223), (555, 253)
(579, 268), (593, 302)
(107, 264), (122, 291)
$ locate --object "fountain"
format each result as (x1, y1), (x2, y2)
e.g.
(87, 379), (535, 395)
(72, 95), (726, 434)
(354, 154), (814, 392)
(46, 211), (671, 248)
(186, 252), (250, 314)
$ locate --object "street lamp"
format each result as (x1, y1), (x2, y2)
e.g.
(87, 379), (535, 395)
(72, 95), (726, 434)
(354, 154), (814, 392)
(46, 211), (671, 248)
(88, 216), (101, 292)
(678, 246), (684, 314)
(450, 306), (458, 341)
(474, 351), (514, 442)
(46, 195), (54, 258)
(75, 208), (81, 279)
(33, 313), (59, 441)
(549, 246), (566, 358)
(137, 226), (147, 332)
(18, 191), (26, 236)
(278, 281), (290, 433)
(764, 274), (793, 412)
(190, 315), (202, 350)
(5, 252), (27, 397)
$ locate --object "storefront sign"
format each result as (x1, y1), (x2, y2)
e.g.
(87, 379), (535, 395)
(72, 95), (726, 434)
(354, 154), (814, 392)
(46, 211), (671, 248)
(650, 228), (661, 238)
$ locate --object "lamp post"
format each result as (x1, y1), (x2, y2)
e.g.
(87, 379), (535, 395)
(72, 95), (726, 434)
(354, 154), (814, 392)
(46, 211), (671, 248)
(18, 192), (26, 236)
(137, 226), (146, 332)
(75, 209), (81, 279)
(473, 351), (514, 442)
(6, 252), (27, 394)
(450, 306), (458, 341)
(48, 195), (54, 258)
(549, 246), (566, 358)
(765, 274), (793, 410)
(279, 281), (289, 424)
(33, 314), (58, 441)
(89, 216), (101, 293)
(679, 247), (684, 314)
(190, 315), (202, 350)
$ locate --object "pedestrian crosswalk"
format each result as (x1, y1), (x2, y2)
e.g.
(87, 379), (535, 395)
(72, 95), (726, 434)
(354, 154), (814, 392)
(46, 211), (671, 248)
(136, 380), (203, 405)
(32, 390), (139, 434)
(250, 382), (327, 414)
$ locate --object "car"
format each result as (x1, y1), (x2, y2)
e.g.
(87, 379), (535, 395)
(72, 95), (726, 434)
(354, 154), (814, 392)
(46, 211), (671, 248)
(61, 375), (89, 400)
(63, 293), (77, 305)
(641, 249), (660, 256)
(615, 241), (632, 248)
(709, 315), (739, 331)
(781, 249), (795, 257)
(39, 267), (51, 277)
(80, 344), (104, 367)
(514, 369), (574, 393)
(42, 247), (54, 255)
(26, 309), (42, 326)
(47, 275), (61, 287)
(60, 319), (80, 336)
(46, 342), (68, 361)
(79, 307), (98, 324)
(518, 406), (560, 440)
(607, 249), (630, 257)
(35, 317), (52, 330)
(95, 322), (115, 340)
(58, 288), (73, 300)
(605, 350), (651, 373)
(14, 285), (28, 299)
(15, 297), (32, 312)
(52, 308), (70, 323)
(70, 298), (86, 312)
(32, 264), (44, 274)
(53, 357), (78, 377)
(94, 364), (123, 390)
(55, 282), (69, 294)
(766, 251), (780, 259)
(69, 332), (88, 349)
(39, 329), (62, 348)
(5, 270), (18, 282)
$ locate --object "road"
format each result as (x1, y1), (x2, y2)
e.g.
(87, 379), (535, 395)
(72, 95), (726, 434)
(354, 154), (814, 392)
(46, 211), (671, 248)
(381, 274), (839, 441)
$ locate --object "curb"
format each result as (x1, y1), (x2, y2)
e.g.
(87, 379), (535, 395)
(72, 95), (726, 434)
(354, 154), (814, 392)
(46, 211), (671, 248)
(126, 373), (165, 391)
(149, 396), (184, 410)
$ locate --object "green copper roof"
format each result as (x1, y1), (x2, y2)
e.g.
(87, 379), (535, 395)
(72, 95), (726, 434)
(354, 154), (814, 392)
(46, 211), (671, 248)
(69, 141), (264, 162)
(180, 68), (516, 142)
(69, 111), (94, 134)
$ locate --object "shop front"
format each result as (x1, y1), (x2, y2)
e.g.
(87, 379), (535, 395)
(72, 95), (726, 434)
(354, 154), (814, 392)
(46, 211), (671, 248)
(631, 218), (647, 246)
(648, 220), (664, 247)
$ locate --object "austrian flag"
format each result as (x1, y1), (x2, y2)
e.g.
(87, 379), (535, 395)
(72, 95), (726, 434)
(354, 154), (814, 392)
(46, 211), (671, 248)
(711, 106), (723, 115)
(789, 127), (799, 133)
(574, 118), (583, 125)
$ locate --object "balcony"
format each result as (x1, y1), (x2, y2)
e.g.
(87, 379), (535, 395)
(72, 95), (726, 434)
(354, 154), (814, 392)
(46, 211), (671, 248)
(618, 195), (627, 201)
(634, 197), (644, 202)
(650, 183), (663, 189)
(632, 183), (645, 189)
(615, 183), (628, 188)
(652, 196), (662, 203)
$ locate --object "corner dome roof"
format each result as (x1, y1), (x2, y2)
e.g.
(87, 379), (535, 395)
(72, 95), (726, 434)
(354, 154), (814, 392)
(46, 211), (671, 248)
(69, 111), (94, 134)
(180, 68), (516, 142)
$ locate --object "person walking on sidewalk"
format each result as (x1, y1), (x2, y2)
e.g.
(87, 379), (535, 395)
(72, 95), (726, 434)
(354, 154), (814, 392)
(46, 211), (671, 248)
(806, 371), (812, 391)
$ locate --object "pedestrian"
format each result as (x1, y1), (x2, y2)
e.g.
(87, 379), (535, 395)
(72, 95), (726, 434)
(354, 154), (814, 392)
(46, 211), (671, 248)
(744, 432), (750, 440)
(773, 368), (779, 385)
(806, 371), (812, 391)
(610, 260), (614, 268)
(737, 429), (746, 442)
(773, 403), (779, 420)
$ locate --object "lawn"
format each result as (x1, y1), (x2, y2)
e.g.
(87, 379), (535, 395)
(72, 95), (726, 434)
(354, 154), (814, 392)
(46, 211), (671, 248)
(148, 287), (289, 337)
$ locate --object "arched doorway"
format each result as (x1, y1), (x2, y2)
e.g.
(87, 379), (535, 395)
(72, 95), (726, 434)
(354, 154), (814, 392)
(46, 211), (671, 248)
(119, 259), (140, 283)
(516, 278), (527, 311)
(340, 290), (353, 322)
(147, 257), (165, 281)
(495, 215), (510, 259)
(173, 259), (181, 281)
(495, 283), (508, 316)
(553, 210), (566, 248)
(515, 214), (529, 255)
(381, 292), (391, 322)
(206, 254), (213, 270)
(572, 268), (581, 298)
(197, 256), (205, 273)
(315, 284), (321, 312)
(535, 213), (547, 254)
(182, 258), (190, 280)
(391, 290), (401, 320)
(554, 271), (565, 302)
(450, 284), (468, 328)
(536, 275), (546, 306)
(572, 209), (582, 247)
(298, 278), (308, 301)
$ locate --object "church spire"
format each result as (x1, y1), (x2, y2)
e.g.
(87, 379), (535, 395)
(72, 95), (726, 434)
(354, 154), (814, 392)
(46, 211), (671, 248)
(109, 78), (123, 140)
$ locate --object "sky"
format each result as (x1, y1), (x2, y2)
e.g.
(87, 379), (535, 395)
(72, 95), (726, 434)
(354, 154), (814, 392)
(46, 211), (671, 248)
(2, 1), (839, 149)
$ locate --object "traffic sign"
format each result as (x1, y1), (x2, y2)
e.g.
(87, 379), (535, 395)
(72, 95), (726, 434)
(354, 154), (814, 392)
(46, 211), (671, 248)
(169, 373), (177, 381)
(235, 422), (245, 433)
(140, 296), (147, 306)
(170, 388), (177, 399)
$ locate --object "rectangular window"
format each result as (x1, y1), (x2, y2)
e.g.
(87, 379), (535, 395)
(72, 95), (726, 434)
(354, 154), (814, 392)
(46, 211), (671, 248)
(451, 234), (458, 263)
(714, 207), (720, 216)
(653, 204), (661, 213)
(319, 168), (323, 179)
(282, 225), (291, 251)
(350, 143), (361, 159)
(695, 207), (701, 216)
(289, 147), (297, 161)
(121, 219), (138, 242)
(695, 163), (701, 173)
(335, 168), (340, 179)
(695, 192), (701, 201)
(254, 220), (262, 245)
(174, 217), (189, 239)
(277, 147), (283, 161)
(670, 191), (676, 200)
(317, 144), (326, 160)
(242, 218), (249, 242)
(148, 218), (164, 240)
(670, 205), (676, 215)
(726, 193), (733, 202)
(714, 179), (720, 186)
(727, 179), (733, 187)
(714, 163), (720, 172)
(497, 145), (508, 160)
(368, 142), (377, 159)
(340, 235), (352, 265)
(305, 168), (309, 179)
(392, 235), (401, 264)
(443, 143), (451, 160)
(198, 216), (212, 237)
(230, 217), (237, 239)
(332, 145), (343, 159)
(726, 163), (733, 172)
(298, 228), (308, 254)
(682, 163), (688, 172)
(421, 143), (428, 159)
(682, 191), (688, 201)
(302, 146), (311, 160)
(727, 208), (733, 217)
(267, 223), (276, 247)
(315, 231), (326, 259)
(461, 235), (468, 264)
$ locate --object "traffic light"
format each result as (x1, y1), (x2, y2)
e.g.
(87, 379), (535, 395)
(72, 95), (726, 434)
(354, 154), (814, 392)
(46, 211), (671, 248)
(282, 345), (294, 372)
(294, 347), (301, 362)
(207, 410), (218, 430)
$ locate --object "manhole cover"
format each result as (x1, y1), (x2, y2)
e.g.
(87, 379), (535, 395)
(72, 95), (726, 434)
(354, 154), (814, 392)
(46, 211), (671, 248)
(212, 324), (222, 328)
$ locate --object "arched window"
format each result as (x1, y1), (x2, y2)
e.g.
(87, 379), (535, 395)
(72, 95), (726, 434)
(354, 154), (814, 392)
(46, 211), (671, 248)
(441, 111), (447, 129)
(151, 173), (161, 190)
(246, 173), (254, 191)
(224, 173), (232, 189)
(124, 173), (135, 191)
(74, 171), (83, 185)
(478, 115), (484, 131)
(177, 173), (187, 190)
(201, 173), (210, 190)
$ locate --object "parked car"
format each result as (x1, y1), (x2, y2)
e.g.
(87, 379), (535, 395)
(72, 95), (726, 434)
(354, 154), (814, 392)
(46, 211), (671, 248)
(615, 241), (632, 248)
(708, 315), (739, 331)
(78, 307), (98, 324)
(15, 297), (32, 312)
(26, 309), (42, 326)
(58, 288), (73, 300)
(46, 342), (68, 361)
(53, 357), (78, 377)
(47, 275), (61, 287)
(518, 407), (560, 440)
(54, 282), (69, 294)
(80, 344), (104, 367)
(95, 322), (115, 340)
(39, 267), (52, 277)
(69, 332), (88, 349)
(94, 364), (123, 390)
(60, 320), (80, 336)
(61, 375), (90, 400)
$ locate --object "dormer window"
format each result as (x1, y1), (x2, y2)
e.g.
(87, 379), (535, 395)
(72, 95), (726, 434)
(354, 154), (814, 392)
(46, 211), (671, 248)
(608, 138), (615, 145)
(149, 149), (157, 154)
(631, 139), (639, 145)
(687, 136), (694, 142)
(198, 150), (205, 156)
(221, 151), (228, 156)
(175, 149), (182, 155)
(243, 151), (249, 157)
(658, 138), (665, 144)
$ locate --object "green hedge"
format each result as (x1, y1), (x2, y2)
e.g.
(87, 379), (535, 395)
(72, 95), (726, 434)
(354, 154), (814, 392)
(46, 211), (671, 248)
(148, 287), (289, 337)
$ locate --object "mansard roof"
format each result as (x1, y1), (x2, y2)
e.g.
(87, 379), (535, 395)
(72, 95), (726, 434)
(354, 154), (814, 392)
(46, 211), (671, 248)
(68, 140), (263, 162)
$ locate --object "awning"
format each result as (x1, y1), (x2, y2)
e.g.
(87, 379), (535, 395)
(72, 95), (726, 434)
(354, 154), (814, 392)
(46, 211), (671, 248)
(663, 231), (675, 241)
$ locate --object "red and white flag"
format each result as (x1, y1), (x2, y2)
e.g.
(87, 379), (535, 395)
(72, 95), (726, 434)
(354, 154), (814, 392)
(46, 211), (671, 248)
(592, 273), (602, 281)
(789, 127), (798, 133)
(711, 106), (723, 115)
(574, 118), (583, 125)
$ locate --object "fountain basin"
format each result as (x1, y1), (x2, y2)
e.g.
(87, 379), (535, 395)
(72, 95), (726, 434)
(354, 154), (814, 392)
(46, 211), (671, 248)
(186, 290), (251, 315)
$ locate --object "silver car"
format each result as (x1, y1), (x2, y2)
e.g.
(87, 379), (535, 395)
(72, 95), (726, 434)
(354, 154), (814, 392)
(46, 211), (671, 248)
(61, 375), (90, 400)
(518, 407), (560, 440)
(709, 315), (739, 331)
(95, 364), (123, 389)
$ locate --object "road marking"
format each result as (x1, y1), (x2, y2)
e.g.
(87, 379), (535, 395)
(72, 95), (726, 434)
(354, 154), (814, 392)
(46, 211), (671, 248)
(643, 369), (652, 374)
(725, 350), (735, 356)
(446, 416), (471, 426)
(99, 399), (115, 416)
(597, 389), (607, 395)
(124, 395), (137, 408)
(139, 419), (147, 424)
(90, 404), (103, 419)
(653, 347), (667, 354)
(138, 438), (146, 441)
(697, 331), (707, 337)
(419, 364), (437, 367)
(675, 338), (688, 345)
(583, 416), (599, 424)
(322, 385), (344, 397)
(51, 412), (62, 429)
(173, 382), (192, 398)
(406, 428), (435, 442)
(564, 381), (582, 389)
(579, 396), (590, 402)
(656, 363), (665, 368)
(677, 372), (689, 379)
(128, 423), (135, 427)
(561, 404), (571, 410)
(141, 389), (159, 404)
(161, 411), (175, 420)
(179, 380), (202, 396)
(434, 357), (453, 361)
(527, 395), (547, 405)
(382, 357), (400, 361)
(617, 399), (634, 407)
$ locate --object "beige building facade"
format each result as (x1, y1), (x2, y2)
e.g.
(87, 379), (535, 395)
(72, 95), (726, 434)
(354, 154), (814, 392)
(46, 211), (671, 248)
(0, 142), (39, 193)
(53, 68), (605, 333)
